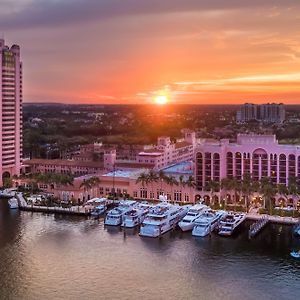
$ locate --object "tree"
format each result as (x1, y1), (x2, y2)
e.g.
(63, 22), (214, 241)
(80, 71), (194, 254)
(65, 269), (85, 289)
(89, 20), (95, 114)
(147, 170), (158, 199)
(206, 180), (220, 206)
(80, 176), (100, 201)
(185, 175), (196, 203)
(241, 173), (254, 212)
(165, 175), (178, 202)
(136, 172), (149, 187)
(260, 177), (277, 214)
(136, 172), (150, 199)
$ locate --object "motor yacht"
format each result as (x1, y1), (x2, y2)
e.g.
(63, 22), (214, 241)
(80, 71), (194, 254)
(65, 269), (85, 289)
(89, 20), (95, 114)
(121, 203), (153, 228)
(192, 210), (226, 237)
(139, 202), (190, 237)
(91, 205), (107, 217)
(104, 200), (137, 226)
(178, 203), (208, 232)
(293, 223), (300, 237)
(8, 197), (19, 209)
(218, 212), (246, 236)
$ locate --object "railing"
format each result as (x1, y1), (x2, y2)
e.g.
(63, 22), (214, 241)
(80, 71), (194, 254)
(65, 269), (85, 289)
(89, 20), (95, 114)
(249, 216), (269, 238)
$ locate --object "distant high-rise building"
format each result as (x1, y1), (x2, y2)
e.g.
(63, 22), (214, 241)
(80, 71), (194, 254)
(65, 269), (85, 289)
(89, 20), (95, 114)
(236, 103), (285, 124)
(0, 39), (22, 186)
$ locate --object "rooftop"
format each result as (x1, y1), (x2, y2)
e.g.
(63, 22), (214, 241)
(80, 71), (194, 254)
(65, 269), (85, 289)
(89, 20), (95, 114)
(161, 161), (193, 175)
(25, 159), (103, 168)
(103, 169), (147, 179)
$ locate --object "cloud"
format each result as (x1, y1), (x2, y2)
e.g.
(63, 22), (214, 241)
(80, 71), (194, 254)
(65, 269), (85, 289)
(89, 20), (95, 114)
(1, 0), (300, 29)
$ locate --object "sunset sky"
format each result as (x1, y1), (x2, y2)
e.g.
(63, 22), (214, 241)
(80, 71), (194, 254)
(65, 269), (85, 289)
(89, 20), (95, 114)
(2, 0), (300, 104)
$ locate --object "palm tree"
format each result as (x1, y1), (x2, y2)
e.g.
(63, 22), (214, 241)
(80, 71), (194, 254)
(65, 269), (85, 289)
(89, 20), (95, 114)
(136, 172), (150, 199)
(165, 175), (178, 202)
(221, 177), (232, 205)
(206, 180), (220, 207)
(259, 177), (277, 214)
(288, 176), (299, 208)
(185, 175), (196, 203)
(158, 170), (167, 197)
(80, 176), (99, 201)
(241, 173), (254, 212)
(147, 170), (158, 200)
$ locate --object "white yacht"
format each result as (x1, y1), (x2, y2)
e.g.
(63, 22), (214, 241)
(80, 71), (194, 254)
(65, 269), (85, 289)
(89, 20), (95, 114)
(218, 212), (246, 236)
(104, 200), (137, 226)
(139, 202), (190, 237)
(91, 205), (107, 217)
(192, 210), (226, 237)
(178, 203), (208, 232)
(8, 197), (19, 209)
(122, 203), (153, 228)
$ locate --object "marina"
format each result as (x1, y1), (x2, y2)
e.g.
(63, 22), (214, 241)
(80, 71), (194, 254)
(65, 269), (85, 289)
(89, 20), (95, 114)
(0, 199), (299, 300)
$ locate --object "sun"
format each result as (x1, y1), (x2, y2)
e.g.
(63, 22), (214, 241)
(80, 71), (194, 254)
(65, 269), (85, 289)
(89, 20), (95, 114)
(154, 95), (168, 105)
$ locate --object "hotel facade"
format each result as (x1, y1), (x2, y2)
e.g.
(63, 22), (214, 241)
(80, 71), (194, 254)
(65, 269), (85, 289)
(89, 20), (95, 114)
(0, 39), (22, 185)
(195, 134), (300, 192)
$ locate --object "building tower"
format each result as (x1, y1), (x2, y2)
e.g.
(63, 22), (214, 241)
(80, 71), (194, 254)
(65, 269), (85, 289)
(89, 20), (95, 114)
(0, 39), (22, 186)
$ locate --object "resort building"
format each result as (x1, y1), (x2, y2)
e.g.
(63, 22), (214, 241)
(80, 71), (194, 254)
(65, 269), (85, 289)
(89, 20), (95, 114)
(195, 134), (300, 191)
(36, 161), (195, 203)
(24, 159), (104, 176)
(236, 103), (285, 123)
(136, 129), (196, 170)
(0, 39), (22, 185)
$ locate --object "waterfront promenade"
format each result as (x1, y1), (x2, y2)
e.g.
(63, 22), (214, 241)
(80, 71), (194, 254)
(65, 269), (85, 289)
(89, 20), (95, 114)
(15, 192), (91, 215)
(246, 211), (299, 225)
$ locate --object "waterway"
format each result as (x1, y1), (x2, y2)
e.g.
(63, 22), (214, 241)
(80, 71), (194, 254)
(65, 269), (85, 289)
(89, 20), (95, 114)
(0, 200), (299, 300)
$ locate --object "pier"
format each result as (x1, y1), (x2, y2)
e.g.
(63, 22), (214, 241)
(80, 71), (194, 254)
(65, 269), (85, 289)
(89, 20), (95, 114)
(246, 213), (299, 225)
(15, 193), (91, 216)
(248, 216), (269, 238)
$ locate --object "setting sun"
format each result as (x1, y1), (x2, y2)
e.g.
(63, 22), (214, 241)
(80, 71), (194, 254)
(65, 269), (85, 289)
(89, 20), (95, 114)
(154, 95), (168, 105)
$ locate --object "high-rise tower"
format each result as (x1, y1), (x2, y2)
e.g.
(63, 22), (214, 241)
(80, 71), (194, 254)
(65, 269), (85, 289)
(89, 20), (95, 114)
(0, 39), (22, 186)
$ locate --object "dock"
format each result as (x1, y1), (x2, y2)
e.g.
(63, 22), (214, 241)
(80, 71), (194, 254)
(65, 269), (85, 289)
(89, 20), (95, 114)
(248, 216), (269, 238)
(246, 213), (299, 225)
(15, 193), (91, 216)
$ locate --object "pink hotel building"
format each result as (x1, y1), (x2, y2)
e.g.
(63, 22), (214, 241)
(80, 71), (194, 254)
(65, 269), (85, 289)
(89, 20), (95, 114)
(0, 39), (22, 185)
(195, 134), (300, 191)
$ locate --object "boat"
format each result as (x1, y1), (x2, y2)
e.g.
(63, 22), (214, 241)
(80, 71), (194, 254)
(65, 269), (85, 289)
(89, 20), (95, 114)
(104, 200), (137, 226)
(121, 203), (153, 228)
(8, 197), (19, 209)
(178, 203), (208, 232)
(91, 205), (107, 217)
(218, 212), (246, 236)
(192, 210), (226, 237)
(139, 202), (190, 237)
(293, 223), (300, 237)
(290, 250), (300, 259)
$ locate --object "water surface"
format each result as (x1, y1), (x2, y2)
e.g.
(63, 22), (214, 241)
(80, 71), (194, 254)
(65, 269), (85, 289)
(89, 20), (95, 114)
(0, 200), (299, 300)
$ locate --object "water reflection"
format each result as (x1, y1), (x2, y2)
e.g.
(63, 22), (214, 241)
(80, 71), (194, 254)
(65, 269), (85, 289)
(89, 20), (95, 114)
(0, 204), (299, 300)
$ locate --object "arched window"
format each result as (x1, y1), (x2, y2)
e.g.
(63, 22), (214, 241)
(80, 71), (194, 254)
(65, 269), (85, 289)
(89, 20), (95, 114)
(279, 154), (286, 184)
(226, 152), (233, 178)
(288, 154), (296, 178)
(213, 153), (220, 181)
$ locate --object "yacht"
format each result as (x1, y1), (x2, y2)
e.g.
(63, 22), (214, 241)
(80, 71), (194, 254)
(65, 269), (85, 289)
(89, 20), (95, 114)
(122, 203), (152, 228)
(218, 212), (246, 236)
(104, 200), (137, 226)
(91, 205), (107, 217)
(8, 197), (19, 209)
(178, 203), (208, 232)
(140, 202), (190, 237)
(192, 210), (226, 237)
(293, 223), (300, 237)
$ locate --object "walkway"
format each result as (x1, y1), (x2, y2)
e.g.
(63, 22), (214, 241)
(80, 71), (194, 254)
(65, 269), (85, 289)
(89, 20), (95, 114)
(246, 212), (299, 225)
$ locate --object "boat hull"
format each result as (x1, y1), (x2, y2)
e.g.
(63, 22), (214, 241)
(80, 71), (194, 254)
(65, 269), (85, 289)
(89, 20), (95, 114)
(178, 222), (195, 232)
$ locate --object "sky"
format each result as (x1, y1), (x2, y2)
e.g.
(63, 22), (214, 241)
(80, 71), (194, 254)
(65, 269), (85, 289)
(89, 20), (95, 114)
(2, 0), (300, 104)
